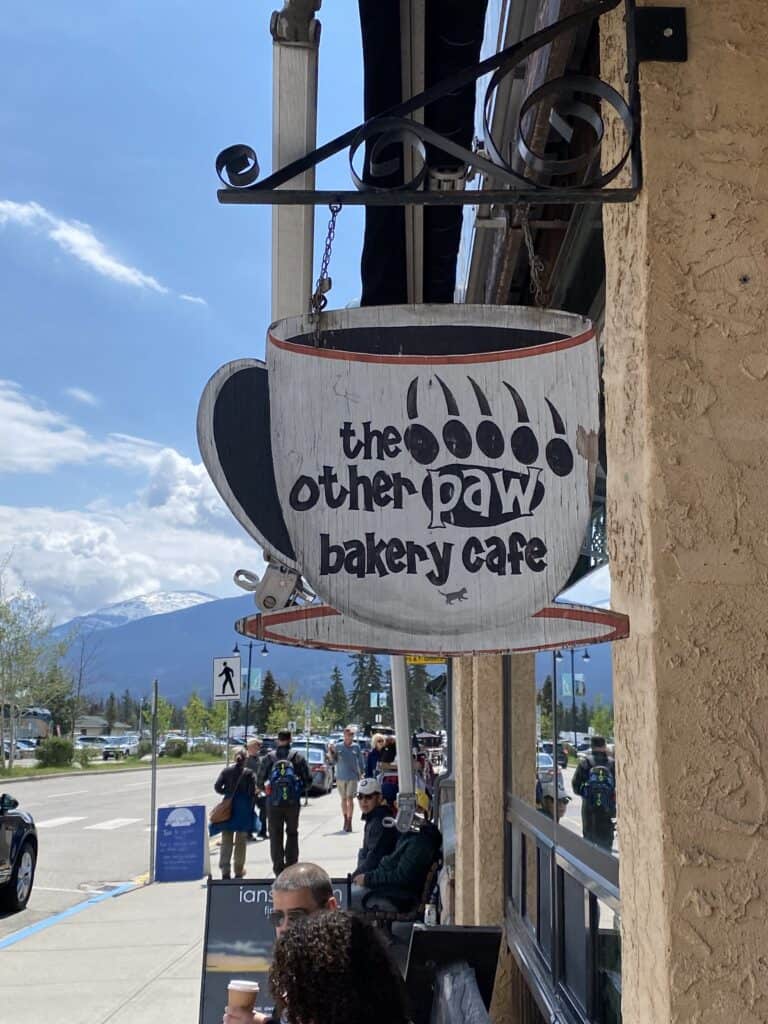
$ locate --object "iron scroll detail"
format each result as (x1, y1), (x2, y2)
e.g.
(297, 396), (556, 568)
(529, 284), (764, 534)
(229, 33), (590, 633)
(216, 0), (644, 206)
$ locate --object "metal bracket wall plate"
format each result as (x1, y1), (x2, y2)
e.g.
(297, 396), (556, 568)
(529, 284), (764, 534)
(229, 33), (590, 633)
(635, 7), (687, 62)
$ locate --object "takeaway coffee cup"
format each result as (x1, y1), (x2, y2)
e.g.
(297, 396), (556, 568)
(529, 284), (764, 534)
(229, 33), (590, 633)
(265, 304), (599, 635)
(227, 979), (260, 1011)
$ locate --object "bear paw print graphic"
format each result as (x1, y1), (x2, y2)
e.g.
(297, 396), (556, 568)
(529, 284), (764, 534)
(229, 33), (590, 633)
(402, 375), (574, 530)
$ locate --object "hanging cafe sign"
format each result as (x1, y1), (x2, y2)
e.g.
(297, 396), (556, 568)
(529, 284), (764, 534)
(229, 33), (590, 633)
(197, 305), (628, 646)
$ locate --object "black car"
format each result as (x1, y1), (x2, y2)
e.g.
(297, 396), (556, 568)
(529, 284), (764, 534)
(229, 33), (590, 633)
(0, 792), (37, 913)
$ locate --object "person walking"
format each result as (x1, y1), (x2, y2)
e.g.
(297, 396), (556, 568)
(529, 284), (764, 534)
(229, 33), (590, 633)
(209, 748), (256, 880)
(245, 737), (268, 841)
(329, 726), (364, 832)
(257, 729), (312, 876)
(365, 732), (386, 778)
(572, 735), (616, 850)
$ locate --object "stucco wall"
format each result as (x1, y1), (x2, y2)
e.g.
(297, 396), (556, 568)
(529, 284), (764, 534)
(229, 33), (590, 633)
(601, 2), (768, 1021)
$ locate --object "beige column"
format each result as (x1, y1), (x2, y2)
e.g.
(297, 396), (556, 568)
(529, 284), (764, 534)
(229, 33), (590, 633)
(471, 654), (505, 922)
(601, 3), (768, 1022)
(452, 654), (476, 923)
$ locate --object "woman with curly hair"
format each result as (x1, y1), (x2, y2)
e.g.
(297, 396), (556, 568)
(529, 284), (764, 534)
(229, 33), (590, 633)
(270, 910), (410, 1024)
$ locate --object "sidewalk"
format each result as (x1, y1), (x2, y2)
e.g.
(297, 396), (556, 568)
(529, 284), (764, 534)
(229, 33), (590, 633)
(0, 793), (359, 1024)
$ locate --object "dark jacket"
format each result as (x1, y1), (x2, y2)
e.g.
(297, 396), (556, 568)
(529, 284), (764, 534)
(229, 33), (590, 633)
(365, 747), (382, 778)
(210, 763), (256, 835)
(364, 822), (441, 894)
(356, 803), (398, 874)
(257, 745), (312, 793)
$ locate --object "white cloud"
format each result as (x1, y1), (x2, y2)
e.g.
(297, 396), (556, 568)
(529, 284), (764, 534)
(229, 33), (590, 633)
(0, 382), (266, 622)
(64, 386), (100, 407)
(0, 379), (95, 472)
(0, 199), (197, 299)
(179, 293), (207, 306)
(48, 218), (167, 293)
(0, 503), (264, 625)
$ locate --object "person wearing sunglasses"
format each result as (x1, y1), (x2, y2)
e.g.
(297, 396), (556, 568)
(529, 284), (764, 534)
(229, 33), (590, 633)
(223, 863), (338, 1024)
(353, 777), (398, 880)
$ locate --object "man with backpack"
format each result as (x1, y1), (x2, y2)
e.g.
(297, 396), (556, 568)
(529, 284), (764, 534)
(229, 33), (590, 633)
(257, 729), (312, 876)
(572, 736), (616, 851)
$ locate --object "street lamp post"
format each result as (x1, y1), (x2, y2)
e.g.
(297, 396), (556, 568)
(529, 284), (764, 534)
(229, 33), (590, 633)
(233, 641), (254, 743)
(233, 640), (268, 743)
(570, 649), (577, 752)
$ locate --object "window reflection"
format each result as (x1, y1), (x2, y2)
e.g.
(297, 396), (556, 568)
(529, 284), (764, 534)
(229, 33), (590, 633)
(595, 899), (622, 1023)
(550, 646), (618, 857)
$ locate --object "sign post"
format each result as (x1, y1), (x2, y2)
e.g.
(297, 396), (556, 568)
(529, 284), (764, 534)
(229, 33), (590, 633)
(155, 805), (207, 882)
(149, 678), (158, 883)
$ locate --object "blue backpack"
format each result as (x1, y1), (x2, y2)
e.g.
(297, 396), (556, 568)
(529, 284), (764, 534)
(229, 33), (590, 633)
(269, 752), (302, 806)
(582, 757), (616, 816)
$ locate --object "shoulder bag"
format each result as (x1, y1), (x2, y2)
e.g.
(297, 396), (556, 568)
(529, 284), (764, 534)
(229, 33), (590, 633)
(209, 769), (246, 825)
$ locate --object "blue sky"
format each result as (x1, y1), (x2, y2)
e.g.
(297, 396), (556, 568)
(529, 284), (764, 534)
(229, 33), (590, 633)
(1, 2), (365, 622)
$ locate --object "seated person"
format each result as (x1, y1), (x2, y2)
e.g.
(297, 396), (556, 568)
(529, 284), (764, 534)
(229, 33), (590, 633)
(352, 820), (441, 912)
(355, 777), (398, 876)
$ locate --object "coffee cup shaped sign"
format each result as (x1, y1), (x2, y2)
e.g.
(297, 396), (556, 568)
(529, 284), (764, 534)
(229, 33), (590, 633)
(265, 305), (599, 634)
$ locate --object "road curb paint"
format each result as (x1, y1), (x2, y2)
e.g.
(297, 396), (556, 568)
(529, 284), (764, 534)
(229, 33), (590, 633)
(0, 881), (136, 950)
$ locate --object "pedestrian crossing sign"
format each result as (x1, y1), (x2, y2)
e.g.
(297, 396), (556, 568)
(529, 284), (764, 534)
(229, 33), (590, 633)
(213, 656), (241, 701)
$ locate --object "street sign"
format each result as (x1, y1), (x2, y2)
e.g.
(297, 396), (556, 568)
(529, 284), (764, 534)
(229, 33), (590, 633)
(406, 655), (448, 666)
(213, 656), (241, 702)
(155, 805), (207, 883)
(288, 719), (297, 733)
(304, 710), (311, 732)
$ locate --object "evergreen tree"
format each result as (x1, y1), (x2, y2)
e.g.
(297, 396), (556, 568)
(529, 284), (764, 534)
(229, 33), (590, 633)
(347, 653), (370, 725)
(105, 692), (117, 734)
(119, 689), (133, 724)
(538, 675), (553, 739)
(406, 663), (442, 732)
(254, 670), (278, 732)
(322, 666), (348, 728)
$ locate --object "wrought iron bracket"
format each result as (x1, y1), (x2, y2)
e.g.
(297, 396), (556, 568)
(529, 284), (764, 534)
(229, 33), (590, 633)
(216, 0), (648, 209)
(635, 6), (687, 63)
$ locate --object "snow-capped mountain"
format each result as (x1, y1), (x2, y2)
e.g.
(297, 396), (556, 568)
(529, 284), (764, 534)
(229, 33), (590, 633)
(53, 590), (218, 636)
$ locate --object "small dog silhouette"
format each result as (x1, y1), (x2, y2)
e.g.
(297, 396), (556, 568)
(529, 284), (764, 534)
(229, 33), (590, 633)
(439, 587), (469, 605)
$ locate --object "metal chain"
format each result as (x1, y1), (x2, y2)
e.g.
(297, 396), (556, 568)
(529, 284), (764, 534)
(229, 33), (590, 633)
(310, 203), (342, 344)
(520, 205), (549, 308)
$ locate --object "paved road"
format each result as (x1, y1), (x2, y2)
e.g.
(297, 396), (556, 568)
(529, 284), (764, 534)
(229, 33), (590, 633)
(0, 764), (354, 939)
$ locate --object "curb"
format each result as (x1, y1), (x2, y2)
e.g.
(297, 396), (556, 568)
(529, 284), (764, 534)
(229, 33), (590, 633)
(0, 881), (137, 951)
(0, 760), (226, 784)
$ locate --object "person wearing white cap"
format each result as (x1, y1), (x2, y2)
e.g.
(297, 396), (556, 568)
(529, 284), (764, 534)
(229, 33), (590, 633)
(354, 777), (398, 877)
(540, 777), (570, 821)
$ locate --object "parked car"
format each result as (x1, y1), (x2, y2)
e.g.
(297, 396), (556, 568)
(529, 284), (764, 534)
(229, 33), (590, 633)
(0, 792), (37, 912)
(536, 752), (556, 785)
(3, 739), (37, 760)
(306, 747), (334, 794)
(74, 736), (111, 759)
(539, 741), (568, 769)
(101, 737), (131, 760)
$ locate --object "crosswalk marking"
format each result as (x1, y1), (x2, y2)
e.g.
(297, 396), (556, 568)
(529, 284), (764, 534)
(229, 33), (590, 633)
(84, 818), (142, 831)
(36, 817), (87, 829)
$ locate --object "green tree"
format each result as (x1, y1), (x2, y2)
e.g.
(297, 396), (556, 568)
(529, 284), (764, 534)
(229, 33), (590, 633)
(254, 671), (278, 732)
(119, 688), (133, 724)
(184, 692), (209, 736)
(207, 699), (227, 738)
(537, 675), (553, 740)
(143, 695), (174, 736)
(347, 653), (370, 725)
(0, 575), (66, 769)
(590, 696), (614, 739)
(105, 692), (117, 735)
(322, 666), (348, 728)
(406, 663), (442, 732)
